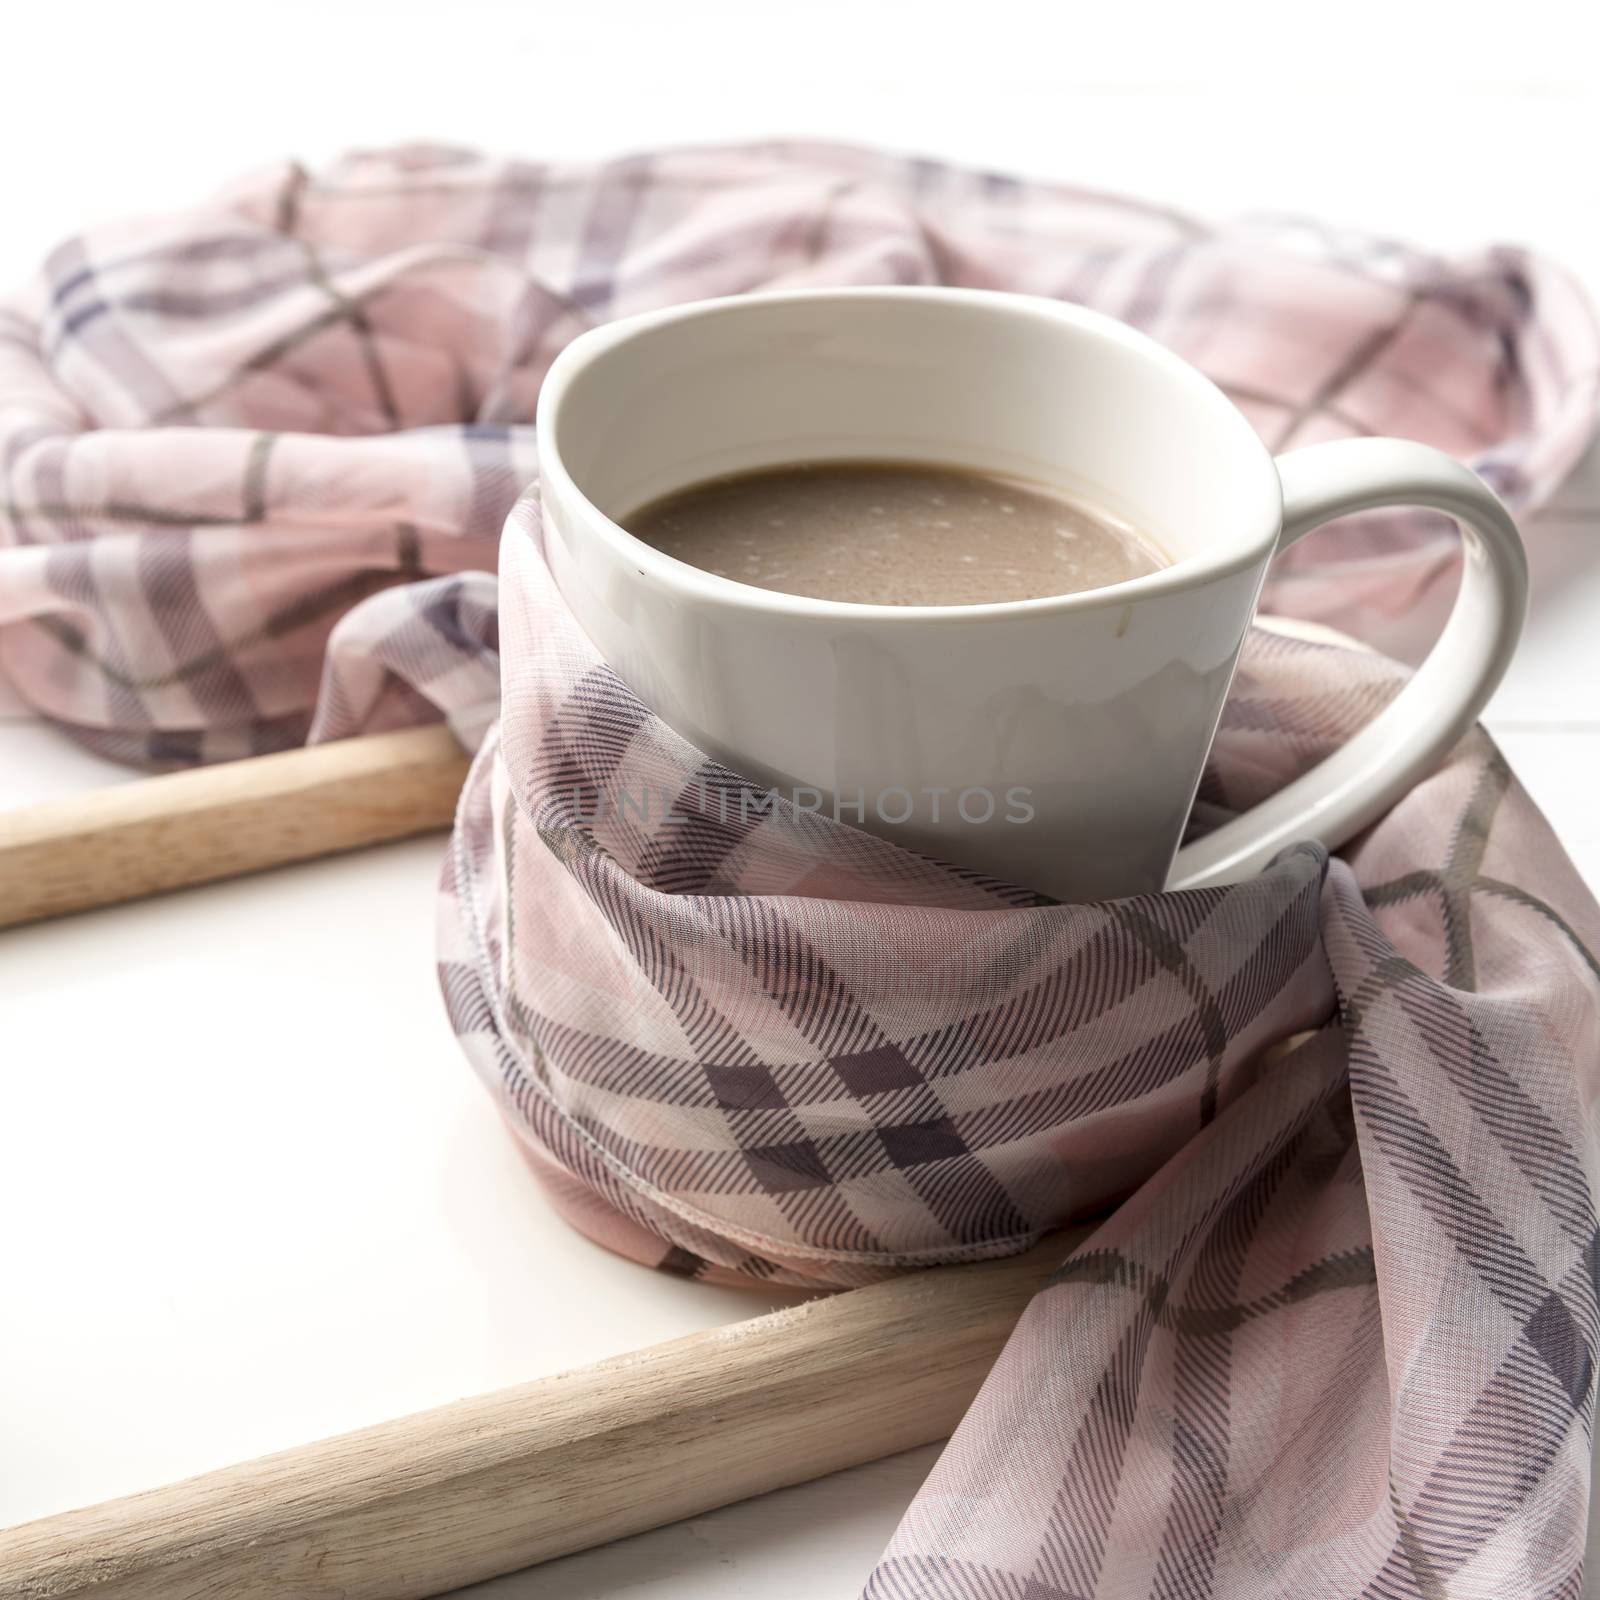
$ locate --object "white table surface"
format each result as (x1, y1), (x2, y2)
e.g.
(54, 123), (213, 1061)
(3, 6), (1599, 1594)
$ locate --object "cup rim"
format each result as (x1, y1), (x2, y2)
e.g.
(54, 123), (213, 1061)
(536, 286), (1283, 625)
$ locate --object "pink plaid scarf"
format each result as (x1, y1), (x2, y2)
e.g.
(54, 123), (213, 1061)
(5, 144), (1600, 1599)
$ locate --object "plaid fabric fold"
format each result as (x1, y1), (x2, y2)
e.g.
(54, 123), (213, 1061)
(3, 144), (1598, 1597)
(448, 498), (1600, 1598)
(2, 142), (1597, 755)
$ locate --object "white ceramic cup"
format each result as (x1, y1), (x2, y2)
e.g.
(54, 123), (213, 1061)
(535, 288), (1526, 902)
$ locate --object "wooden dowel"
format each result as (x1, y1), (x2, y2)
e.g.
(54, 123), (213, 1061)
(0, 1232), (1083, 1600)
(0, 725), (470, 930)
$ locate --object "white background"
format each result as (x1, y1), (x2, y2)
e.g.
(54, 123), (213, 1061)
(3, 5), (1599, 1595)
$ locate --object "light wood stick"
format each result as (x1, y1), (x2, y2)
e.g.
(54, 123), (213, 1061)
(0, 1232), (1083, 1600)
(0, 725), (470, 929)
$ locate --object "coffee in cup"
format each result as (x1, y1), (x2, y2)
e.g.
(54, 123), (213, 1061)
(625, 460), (1167, 606)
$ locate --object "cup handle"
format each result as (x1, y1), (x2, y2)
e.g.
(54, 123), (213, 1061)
(1166, 437), (1528, 892)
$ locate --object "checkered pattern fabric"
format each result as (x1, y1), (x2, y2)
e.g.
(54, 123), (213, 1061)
(447, 499), (1600, 1597)
(1, 142), (1596, 756)
(4, 145), (1598, 1597)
